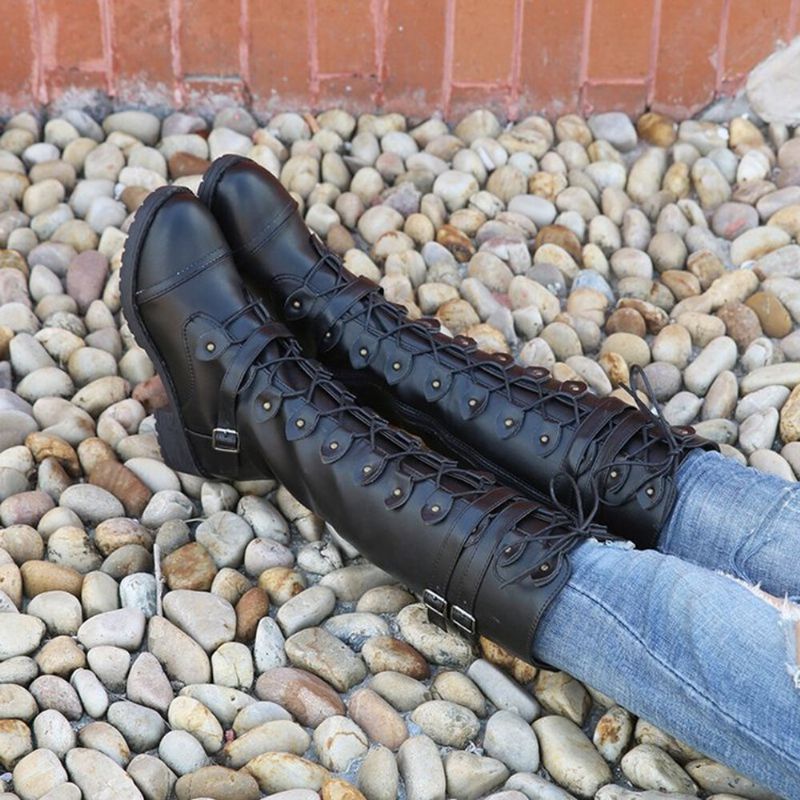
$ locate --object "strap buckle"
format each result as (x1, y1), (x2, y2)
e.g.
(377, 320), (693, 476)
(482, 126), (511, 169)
(450, 605), (477, 639)
(212, 427), (240, 453)
(423, 589), (448, 631)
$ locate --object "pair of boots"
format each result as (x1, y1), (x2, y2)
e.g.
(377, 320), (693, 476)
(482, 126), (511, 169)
(121, 156), (716, 664)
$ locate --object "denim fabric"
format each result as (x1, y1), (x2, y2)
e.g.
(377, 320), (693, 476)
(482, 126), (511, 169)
(662, 449), (800, 599)
(533, 539), (800, 799)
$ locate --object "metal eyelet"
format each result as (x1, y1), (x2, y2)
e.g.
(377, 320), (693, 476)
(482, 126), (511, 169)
(432, 379), (441, 389)
(295, 419), (305, 429)
(539, 563), (551, 574)
(359, 347), (369, 357)
(392, 361), (401, 371)
(645, 486), (655, 497)
(503, 546), (513, 555)
(468, 398), (478, 408)
(610, 469), (619, 479)
(324, 331), (332, 340)
(363, 465), (373, 475)
(291, 299), (301, 309)
(205, 342), (216, 352)
(392, 488), (402, 497)
(431, 504), (441, 513)
(262, 401), (272, 411)
(539, 434), (549, 444)
(504, 418), (514, 428)
(329, 441), (339, 451)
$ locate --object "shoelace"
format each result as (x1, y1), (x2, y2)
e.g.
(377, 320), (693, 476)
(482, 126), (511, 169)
(589, 364), (689, 506)
(496, 474), (617, 587)
(301, 248), (595, 428)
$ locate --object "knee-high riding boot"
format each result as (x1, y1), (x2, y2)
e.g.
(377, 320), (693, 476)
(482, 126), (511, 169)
(197, 155), (717, 549)
(121, 185), (617, 663)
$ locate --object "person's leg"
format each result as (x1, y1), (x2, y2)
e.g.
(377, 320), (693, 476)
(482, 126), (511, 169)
(534, 539), (800, 800)
(659, 449), (800, 597)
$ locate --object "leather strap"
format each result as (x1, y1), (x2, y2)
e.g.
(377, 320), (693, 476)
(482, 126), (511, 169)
(216, 322), (293, 443)
(314, 276), (377, 343)
(447, 499), (534, 627)
(423, 486), (517, 629)
(565, 397), (629, 475)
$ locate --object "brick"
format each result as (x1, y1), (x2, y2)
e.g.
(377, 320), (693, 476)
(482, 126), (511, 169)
(38, 0), (106, 92)
(453, 0), (516, 83)
(0, 0), (34, 103)
(519, 0), (585, 116)
(383, 0), (446, 112)
(651, 0), (725, 115)
(111, 0), (173, 98)
(583, 81), (648, 116)
(249, 0), (311, 109)
(317, 75), (379, 112)
(450, 85), (511, 121)
(181, 0), (240, 77)
(588, 0), (655, 81)
(317, 0), (375, 76)
(723, 0), (792, 80)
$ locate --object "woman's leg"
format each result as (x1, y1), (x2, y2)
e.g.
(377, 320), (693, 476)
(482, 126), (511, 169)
(659, 449), (800, 597)
(533, 539), (800, 800)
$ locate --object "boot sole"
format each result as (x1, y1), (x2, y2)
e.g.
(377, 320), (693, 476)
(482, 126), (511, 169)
(120, 185), (214, 479)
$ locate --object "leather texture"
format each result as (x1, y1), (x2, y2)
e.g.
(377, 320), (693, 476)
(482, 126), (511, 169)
(199, 155), (719, 550)
(121, 186), (614, 664)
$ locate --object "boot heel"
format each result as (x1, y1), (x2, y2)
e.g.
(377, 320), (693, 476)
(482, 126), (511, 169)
(154, 404), (209, 477)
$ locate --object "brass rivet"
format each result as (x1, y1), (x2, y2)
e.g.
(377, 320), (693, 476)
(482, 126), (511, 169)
(295, 419), (305, 428)
(262, 401), (272, 411)
(504, 418), (514, 428)
(431, 504), (441, 513)
(393, 488), (402, 497)
(646, 486), (655, 497)
(292, 299), (301, 309)
(392, 361), (401, 371)
(329, 441), (339, 450)
(610, 469), (619, 479)
(359, 347), (368, 357)
(205, 342), (215, 352)
(539, 434), (549, 444)
(432, 379), (441, 389)
(468, 398), (478, 407)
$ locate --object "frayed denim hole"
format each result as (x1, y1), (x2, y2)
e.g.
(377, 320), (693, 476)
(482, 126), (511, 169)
(718, 571), (800, 690)
(729, 485), (797, 582)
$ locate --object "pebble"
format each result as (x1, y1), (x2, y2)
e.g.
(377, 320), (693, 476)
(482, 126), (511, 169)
(284, 627), (366, 691)
(157, 730), (209, 777)
(255, 667), (345, 727)
(467, 659), (539, 721)
(223, 719), (310, 768)
(357, 745), (399, 800)
(484, 709), (540, 772)
(347, 687), (408, 750)
(146, 616), (211, 686)
(532, 715), (612, 798)
(621, 744), (698, 794)
(398, 735), (446, 800)
(13, 749), (69, 800)
(410, 699), (480, 747)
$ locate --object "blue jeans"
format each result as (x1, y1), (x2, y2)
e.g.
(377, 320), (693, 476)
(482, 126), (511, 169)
(533, 450), (800, 799)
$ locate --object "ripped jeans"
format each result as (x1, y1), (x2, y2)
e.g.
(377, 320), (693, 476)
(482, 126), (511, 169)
(533, 450), (800, 799)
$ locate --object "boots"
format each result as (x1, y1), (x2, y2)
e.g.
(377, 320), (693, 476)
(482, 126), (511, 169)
(196, 155), (718, 550)
(121, 186), (617, 663)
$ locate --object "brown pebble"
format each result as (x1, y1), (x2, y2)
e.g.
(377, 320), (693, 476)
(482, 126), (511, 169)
(745, 291), (793, 338)
(25, 432), (81, 477)
(535, 224), (582, 262)
(21, 560), (83, 597)
(362, 636), (430, 680)
(321, 779), (367, 800)
(636, 112), (677, 147)
(348, 687), (408, 750)
(715, 302), (763, 350)
(66, 250), (108, 313)
(326, 224), (356, 255)
(436, 224), (475, 263)
(236, 586), (270, 642)
(88, 460), (152, 518)
(132, 374), (169, 412)
(255, 666), (345, 727)
(605, 308), (646, 338)
(168, 152), (212, 180)
(161, 542), (217, 591)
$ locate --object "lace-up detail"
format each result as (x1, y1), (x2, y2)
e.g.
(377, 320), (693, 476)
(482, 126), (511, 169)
(590, 365), (697, 508)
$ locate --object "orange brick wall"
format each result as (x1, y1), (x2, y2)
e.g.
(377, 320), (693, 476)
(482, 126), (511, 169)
(1, 0), (798, 119)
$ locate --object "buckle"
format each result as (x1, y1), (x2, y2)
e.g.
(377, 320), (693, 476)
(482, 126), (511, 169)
(212, 428), (240, 453)
(450, 605), (476, 639)
(423, 589), (448, 631)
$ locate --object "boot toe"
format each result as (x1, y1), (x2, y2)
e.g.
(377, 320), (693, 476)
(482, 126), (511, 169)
(135, 187), (230, 294)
